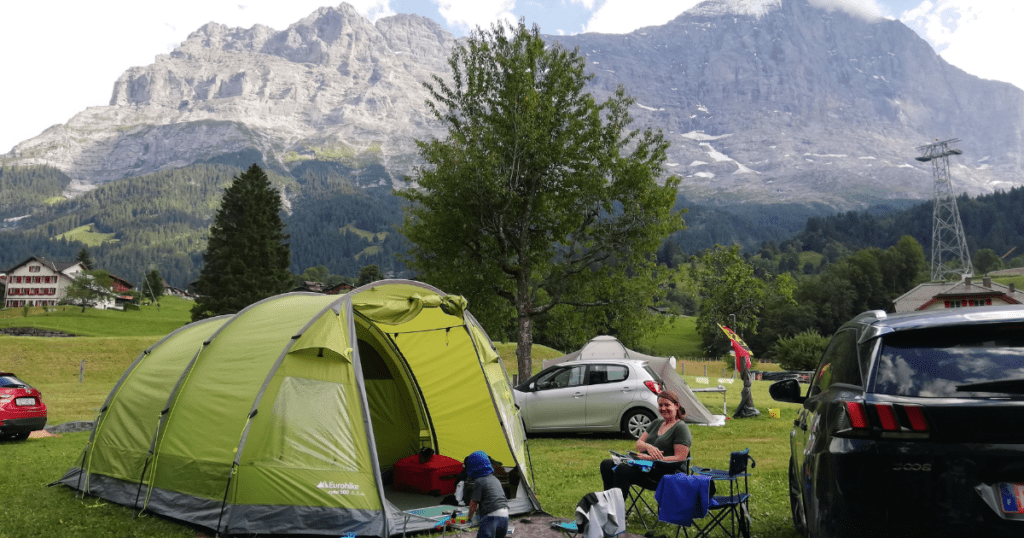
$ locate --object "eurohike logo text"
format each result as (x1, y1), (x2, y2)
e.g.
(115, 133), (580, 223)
(316, 481), (362, 495)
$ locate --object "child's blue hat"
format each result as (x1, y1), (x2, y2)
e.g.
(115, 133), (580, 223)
(465, 451), (493, 478)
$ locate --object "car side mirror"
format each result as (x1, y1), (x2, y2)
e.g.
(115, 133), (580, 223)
(769, 379), (806, 404)
(528, 382), (537, 391)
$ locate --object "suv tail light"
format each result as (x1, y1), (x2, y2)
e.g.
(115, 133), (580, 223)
(839, 400), (931, 436)
(903, 405), (930, 432)
(644, 381), (661, 395)
(844, 401), (869, 429)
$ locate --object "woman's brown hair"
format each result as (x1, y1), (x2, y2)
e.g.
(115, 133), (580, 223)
(658, 390), (687, 420)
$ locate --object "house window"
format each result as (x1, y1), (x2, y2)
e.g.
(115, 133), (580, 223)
(14, 276), (21, 283)
(29, 266), (40, 272)
(34, 276), (40, 283)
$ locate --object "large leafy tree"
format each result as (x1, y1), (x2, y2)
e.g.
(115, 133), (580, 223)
(691, 244), (796, 356)
(357, 264), (384, 286)
(64, 269), (113, 312)
(399, 20), (683, 380)
(191, 164), (292, 321)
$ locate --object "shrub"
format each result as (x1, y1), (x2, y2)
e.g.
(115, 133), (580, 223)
(772, 329), (829, 370)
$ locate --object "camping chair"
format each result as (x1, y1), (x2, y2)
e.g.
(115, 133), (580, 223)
(652, 472), (715, 538)
(551, 488), (627, 538)
(610, 451), (691, 531)
(686, 448), (756, 538)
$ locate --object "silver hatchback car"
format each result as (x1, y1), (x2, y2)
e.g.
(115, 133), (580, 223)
(513, 359), (663, 439)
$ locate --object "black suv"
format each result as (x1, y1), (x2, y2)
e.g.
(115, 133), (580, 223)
(771, 307), (1024, 537)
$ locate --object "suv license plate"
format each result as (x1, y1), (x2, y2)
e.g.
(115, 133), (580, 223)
(999, 483), (1024, 513)
(15, 397), (35, 406)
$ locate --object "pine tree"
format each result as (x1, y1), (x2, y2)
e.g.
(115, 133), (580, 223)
(76, 248), (94, 270)
(190, 164), (293, 321)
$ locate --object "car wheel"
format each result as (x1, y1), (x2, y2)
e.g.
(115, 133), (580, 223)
(789, 459), (808, 536)
(621, 409), (655, 440)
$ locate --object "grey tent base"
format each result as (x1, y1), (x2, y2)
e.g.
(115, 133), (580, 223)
(58, 467), (539, 536)
(57, 467), (385, 536)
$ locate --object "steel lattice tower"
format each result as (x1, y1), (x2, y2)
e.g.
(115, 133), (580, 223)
(916, 138), (972, 281)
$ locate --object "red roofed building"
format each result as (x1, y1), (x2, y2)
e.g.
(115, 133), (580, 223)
(892, 276), (1024, 313)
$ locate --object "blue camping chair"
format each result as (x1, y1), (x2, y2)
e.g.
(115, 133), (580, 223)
(685, 448), (756, 538)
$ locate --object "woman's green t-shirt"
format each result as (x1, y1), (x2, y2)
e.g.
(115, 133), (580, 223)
(644, 418), (692, 457)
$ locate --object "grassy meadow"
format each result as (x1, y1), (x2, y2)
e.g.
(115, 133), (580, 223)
(1, 301), (802, 538)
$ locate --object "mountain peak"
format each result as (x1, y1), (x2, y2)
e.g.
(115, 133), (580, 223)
(686, 0), (782, 18)
(3, 0), (1022, 209)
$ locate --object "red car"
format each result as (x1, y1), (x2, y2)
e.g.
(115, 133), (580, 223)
(0, 372), (48, 441)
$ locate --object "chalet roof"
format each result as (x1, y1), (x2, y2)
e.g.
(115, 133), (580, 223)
(4, 256), (90, 277)
(108, 274), (134, 288)
(893, 278), (1024, 313)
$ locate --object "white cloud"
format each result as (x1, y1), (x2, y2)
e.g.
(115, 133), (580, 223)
(900, 0), (1024, 90)
(434, 0), (517, 34)
(584, 0), (701, 34)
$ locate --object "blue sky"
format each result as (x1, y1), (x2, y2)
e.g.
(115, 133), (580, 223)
(0, 0), (1019, 154)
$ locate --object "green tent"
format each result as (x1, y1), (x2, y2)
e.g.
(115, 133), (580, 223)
(58, 280), (541, 536)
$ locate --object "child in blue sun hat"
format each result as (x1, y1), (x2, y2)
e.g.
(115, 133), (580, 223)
(464, 451), (509, 538)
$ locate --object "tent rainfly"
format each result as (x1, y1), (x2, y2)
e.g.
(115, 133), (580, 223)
(542, 335), (717, 425)
(56, 280), (541, 536)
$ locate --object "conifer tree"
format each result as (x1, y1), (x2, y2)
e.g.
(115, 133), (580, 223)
(75, 248), (94, 270)
(191, 164), (293, 321)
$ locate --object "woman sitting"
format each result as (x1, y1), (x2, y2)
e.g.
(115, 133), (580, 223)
(599, 390), (692, 496)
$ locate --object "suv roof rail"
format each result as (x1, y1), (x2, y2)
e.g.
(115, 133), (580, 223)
(853, 310), (888, 322)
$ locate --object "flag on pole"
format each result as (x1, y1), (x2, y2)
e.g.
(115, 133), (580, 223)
(718, 324), (752, 371)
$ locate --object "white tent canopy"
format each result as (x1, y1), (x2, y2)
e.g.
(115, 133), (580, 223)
(542, 335), (717, 425)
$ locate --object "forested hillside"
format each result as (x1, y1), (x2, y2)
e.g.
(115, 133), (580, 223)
(0, 164), (404, 287)
(5, 160), (1024, 291)
(793, 187), (1024, 263)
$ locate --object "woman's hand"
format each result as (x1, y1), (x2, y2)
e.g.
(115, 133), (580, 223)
(644, 445), (665, 461)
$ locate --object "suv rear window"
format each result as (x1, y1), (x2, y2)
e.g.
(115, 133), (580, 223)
(871, 324), (1024, 398)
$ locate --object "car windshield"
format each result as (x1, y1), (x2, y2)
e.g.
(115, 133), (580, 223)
(0, 375), (30, 388)
(871, 324), (1024, 398)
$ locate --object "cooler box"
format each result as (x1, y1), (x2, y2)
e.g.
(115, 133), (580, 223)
(394, 454), (463, 496)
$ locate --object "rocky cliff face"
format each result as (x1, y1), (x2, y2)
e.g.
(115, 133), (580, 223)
(552, 0), (1024, 207)
(3, 0), (1022, 209)
(4, 3), (454, 186)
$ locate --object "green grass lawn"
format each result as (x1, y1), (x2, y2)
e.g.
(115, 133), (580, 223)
(0, 296), (193, 337)
(648, 316), (706, 358)
(52, 224), (119, 246)
(2, 298), (802, 538)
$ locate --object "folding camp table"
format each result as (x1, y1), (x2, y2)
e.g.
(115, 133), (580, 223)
(690, 385), (727, 415)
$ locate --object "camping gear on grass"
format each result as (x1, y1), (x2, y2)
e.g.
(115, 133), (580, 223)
(56, 280), (540, 536)
(394, 453), (463, 496)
